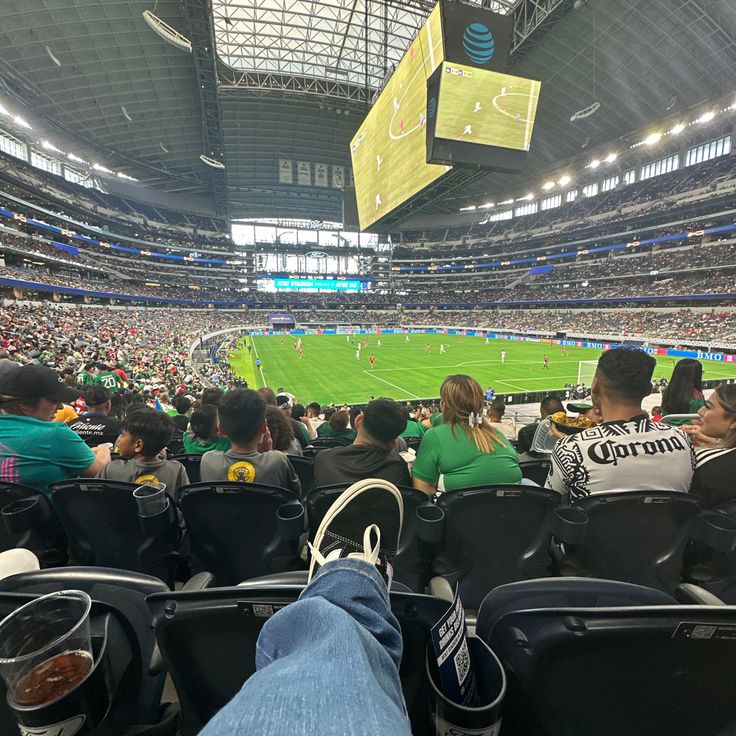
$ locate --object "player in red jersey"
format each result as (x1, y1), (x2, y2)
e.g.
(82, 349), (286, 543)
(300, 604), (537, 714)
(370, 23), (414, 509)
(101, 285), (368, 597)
(543, 355), (549, 370)
(369, 354), (375, 368)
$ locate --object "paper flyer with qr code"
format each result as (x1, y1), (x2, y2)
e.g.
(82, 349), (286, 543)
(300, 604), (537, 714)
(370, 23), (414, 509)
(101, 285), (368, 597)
(430, 586), (478, 706)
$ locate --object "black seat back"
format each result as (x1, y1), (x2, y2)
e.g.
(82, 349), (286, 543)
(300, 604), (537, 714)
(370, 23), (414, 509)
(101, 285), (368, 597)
(49, 479), (180, 584)
(483, 602), (736, 736)
(287, 455), (314, 497)
(404, 436), (423, 452)
(0, 567), (169, 725)
(178, 482), (303, 585)
(435, 485), (562, 609)
(0, 482), (66, 564)
(310, 436), (352, 448)
(170, 454), (202, 485)
(148, 585), (449, 736)
(307, 484), (431, 591)
(519, 459), (550, 486)
(565, 491), (701, 593)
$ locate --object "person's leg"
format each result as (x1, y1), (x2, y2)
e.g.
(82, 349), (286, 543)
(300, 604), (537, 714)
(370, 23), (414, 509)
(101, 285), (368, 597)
(200, 479), (410, 736)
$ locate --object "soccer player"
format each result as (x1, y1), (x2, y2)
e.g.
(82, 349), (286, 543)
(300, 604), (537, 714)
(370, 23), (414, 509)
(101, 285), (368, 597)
(425, 343), (431, 355)
(299, 348), (304, 360)
(439, 344), (446, 355)
(377, 339), (382, 348)
(473, 101), (481, 112)
(501, 350), (506, 365)
(562, 345), (567, 356)
(355, 349), (360, 361)
(256, 358), (262, 371)
(405, 334), (410, 343)
(463, 124), (472, 135)
(485, 386), (494, 402)
(369, 354), (375, 368)
(543, 355), (549, 370)
(485, 337), (489, 345)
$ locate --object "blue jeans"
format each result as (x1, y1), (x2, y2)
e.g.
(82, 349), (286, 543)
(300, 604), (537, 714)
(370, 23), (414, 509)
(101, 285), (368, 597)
(199, 559), (412, 736)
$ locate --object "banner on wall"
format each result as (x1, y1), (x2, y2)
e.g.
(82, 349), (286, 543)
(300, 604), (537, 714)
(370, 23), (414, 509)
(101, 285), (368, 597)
(332, 165), (345, 189)
(278, 159), (293, 184)
(315, 163), (328, 187)
(297, 161), (311, 186)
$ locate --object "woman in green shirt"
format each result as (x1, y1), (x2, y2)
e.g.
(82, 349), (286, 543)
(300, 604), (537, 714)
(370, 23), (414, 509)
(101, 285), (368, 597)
(413, 374), (522, 498)
(316, 409), (357, 443)
(662, 358), (706, 426)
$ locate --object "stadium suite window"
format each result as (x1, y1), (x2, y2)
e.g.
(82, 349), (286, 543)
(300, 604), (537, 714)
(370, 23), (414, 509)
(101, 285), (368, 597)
(514, 202), (538, 217)
(565, 189), (578, 203)
(582, 183), (598, 198)
(601, 175), (619, 192)
(640, 154), (679, 181)
(623, 169), (636, 185)
(489, 209), (513, 222)
(0, 128), (27, 161)
(540, 194), (562, 211)
(685, 135), (732, 167)
(30, 150), (62, 177)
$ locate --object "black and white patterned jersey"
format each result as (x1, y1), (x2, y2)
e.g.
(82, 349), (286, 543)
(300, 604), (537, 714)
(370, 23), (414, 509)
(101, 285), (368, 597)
(545, 415), (696, 501)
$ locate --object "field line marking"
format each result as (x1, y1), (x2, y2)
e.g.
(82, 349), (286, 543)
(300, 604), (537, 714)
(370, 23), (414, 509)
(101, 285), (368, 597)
(363, 370), (421, 399)
(426, 11), (435, 70)
(250, 336), (267, 388)
(495, 379), (532, 391)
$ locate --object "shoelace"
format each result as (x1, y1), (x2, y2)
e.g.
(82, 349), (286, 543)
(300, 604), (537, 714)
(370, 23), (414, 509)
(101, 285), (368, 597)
(309, 523), (382, 568)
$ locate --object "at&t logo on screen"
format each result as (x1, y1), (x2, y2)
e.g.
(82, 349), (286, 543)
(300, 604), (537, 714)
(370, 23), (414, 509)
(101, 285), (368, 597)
(462, 22), (495, 64)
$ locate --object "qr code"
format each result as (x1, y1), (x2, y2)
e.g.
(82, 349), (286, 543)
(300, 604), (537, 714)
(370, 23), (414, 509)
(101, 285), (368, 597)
(252, 604), (274, 618)
(454, 640), (471, 684)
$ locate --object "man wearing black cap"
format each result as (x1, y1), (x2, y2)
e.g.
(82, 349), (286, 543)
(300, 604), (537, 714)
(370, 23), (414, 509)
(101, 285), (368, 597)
(546, 348), (695, 500)
(0, 365), (111, 494)
(67, 386), (124, 448)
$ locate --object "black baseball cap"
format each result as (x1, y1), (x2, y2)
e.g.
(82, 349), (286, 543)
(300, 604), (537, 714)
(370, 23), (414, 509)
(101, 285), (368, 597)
(84, 385), (112, 406)
(0, 365), (83, 403)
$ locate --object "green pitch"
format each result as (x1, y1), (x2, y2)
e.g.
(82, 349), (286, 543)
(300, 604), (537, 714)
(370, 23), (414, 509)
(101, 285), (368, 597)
(435, 65), (541, 151)
(227, 333), (736, 406)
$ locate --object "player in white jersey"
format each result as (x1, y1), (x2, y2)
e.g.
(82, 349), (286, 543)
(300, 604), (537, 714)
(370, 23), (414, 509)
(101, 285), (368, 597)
(355, 349), (360, 360)
(377, 339), (382, 348)
(501, 350), (506, 364)
(405, 334), (410, 343)
(439, 344), (446, 354)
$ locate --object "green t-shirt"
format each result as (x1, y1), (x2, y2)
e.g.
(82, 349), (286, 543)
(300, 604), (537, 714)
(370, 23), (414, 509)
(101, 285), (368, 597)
(182, 430), (231, 455)
(412, 422), (522, 491)
(316, 423), (357, 442)
(430, 412), (443, 427)
(77, 371), (96, 385)
(95, 371), (122, 392)
(663, 396), (708, 426)
(0, 415), (95, 495)
(401, 419), (426, 439)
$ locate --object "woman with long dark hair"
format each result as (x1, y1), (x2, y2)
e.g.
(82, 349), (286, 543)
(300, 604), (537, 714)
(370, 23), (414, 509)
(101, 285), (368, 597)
(683, 384), (736, 508)
(412, 374), (521, 497)
(661, 358), (705, 424)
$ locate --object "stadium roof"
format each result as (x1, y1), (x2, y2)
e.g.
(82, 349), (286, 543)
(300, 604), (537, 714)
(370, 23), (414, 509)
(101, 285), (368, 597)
(0, 0), (735, 223)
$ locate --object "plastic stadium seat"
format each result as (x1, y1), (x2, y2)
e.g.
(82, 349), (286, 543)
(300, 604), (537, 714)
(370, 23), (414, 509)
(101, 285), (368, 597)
(0, 566), (171, 726)
(49, 479), (183, 586)
(553, 490), (702, 593)
(170, 453), (202, 485)
(309, 436), (352, 449)
(287, 454), (314, 497)
(431, 485), (563, 610)
(147, 584), (450, 736)
(518, 458), (551, 486)
(0, 482), (66, 565)
(177, 481), (305, 585)
(477, 578), (736, 736)
(306, 483), (435, 592)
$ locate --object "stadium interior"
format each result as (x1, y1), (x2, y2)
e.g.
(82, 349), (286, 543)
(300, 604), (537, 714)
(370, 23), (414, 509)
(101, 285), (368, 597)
(0, 0), (736, 734)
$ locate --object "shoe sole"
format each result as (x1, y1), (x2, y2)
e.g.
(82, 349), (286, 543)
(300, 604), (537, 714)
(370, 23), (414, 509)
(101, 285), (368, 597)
(308, 478), (404, 582)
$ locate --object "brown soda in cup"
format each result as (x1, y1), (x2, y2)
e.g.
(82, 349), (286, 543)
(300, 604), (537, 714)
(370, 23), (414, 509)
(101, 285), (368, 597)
(13, 649), (94, 707)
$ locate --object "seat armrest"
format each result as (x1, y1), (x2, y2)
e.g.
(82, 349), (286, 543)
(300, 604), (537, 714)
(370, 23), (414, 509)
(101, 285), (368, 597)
(182, 571), (216, 591)
(675, 583), (726, 606)
(428, 576), (454, 603)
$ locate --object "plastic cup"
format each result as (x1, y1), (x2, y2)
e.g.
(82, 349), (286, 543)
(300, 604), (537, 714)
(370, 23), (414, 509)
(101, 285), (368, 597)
(0, 590), (93, 707)
(133, 481), (168, 517)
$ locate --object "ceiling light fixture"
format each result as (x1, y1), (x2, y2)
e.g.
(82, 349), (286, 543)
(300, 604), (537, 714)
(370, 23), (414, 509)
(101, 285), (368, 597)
(558, 174), (572, 186)
(669, 123), (685, 135)
(642, 132), (661, 145)
(142, 10), (192, 53)
(200, 154), (225, 169)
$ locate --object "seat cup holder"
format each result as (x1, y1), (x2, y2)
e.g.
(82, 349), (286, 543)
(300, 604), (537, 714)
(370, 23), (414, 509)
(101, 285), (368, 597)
(2, 496), (50, 534)
(552, 506), (589, 545)
(277, 502), (305, 540)
(417, 504), (445, 544)
(691, 511), (736, 553)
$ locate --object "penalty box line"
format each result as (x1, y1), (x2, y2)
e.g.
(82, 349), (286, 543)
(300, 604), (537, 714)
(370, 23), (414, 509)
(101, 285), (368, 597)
(363, 370), (421, 399)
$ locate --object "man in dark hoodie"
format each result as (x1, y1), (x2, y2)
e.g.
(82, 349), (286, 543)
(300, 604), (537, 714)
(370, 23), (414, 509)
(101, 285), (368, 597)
(313, 397), (411, 487)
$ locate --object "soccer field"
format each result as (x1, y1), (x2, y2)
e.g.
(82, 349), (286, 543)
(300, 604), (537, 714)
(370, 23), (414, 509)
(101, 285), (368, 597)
(227, 333), (736, 406)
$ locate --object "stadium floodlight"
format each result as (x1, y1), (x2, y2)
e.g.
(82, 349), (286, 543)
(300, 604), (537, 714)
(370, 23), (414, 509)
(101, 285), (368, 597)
(558, 174), (571, 186)
(604, 152), (617, 163)
(642, 132), (661, 145)
(588, 158), (600, 169)
(669, 123), (685, 135)
(459, 205), (476, 211)
(142, 10), (192, 53)
(92, 162), (114, 174)
(13, 115), (31, 130)
(696, 111), (715, 124)
(67, 152), (89, 164)
(499, 198), (514, 205)
(200, 154), (225, 169)
(0, 102), (9, 116)
(41, 140), (63, 154)
(541, 181), (555, 190)
(479, 202), (494, 209)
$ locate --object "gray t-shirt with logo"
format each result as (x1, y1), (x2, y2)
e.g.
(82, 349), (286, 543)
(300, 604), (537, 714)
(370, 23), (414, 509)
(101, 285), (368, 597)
(200, 449), (301, 496)
(97, 458), (189, 495)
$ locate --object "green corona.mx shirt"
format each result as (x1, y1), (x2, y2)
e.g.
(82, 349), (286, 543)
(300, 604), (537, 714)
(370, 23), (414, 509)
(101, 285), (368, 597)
(412, 423), (522, 491)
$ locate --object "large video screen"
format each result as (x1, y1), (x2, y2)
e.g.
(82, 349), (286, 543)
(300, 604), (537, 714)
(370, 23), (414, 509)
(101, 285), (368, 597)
(263, 278), (367, 292)
(434, 64), (541, 151)
(350, 3), (446, 230)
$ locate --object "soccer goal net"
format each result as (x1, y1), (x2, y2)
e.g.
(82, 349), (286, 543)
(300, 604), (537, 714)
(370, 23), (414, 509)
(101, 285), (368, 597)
(577, 360), (599, 386)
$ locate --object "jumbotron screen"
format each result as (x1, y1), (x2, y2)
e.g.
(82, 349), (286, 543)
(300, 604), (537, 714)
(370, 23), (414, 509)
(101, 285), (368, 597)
(434, 64), (541, 151)
(349, 3), (446, 230)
